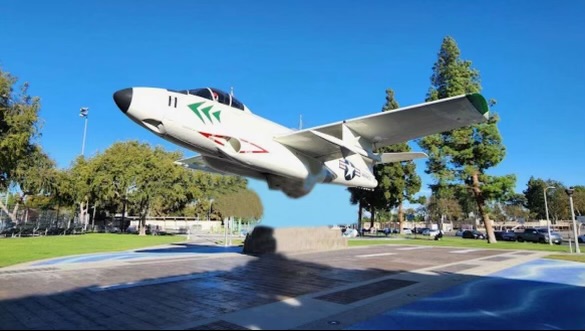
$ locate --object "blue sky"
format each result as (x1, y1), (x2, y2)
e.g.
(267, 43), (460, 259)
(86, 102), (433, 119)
(1, 1), (584, 228)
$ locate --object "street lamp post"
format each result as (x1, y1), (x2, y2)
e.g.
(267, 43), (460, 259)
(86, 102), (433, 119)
(544, 186), (555, 245)
(566, 187), (581, 254)
(80, 107), (89, 156)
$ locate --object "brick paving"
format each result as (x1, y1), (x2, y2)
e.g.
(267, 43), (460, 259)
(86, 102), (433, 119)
(0, 244), (511, 330)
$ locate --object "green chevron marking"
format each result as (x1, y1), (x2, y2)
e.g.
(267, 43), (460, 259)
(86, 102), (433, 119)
(212, 111), (221, 122)
(201, 106), (213, 122)
(188, 102), (206, 123)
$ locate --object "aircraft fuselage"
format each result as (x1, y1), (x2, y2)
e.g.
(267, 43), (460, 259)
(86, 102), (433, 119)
(114, 87), (375, 197)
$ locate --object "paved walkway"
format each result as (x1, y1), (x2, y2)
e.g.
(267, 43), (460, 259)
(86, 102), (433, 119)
(0, 241), (582, 330)
(345, 259), (585, 330)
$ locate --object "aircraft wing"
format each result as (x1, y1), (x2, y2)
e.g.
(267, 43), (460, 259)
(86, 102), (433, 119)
(378, 152), (428, 163)
(274, 94), (489, 161)
(174, 155), (226, 175)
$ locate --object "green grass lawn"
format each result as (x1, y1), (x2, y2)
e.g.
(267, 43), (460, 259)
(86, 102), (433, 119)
(0, 234), (182, 268)
(349, 236), (572, 253)
(545, 254), (585, 263)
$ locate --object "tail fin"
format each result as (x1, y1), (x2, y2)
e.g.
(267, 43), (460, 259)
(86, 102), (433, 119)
(324, 151), (377, 188)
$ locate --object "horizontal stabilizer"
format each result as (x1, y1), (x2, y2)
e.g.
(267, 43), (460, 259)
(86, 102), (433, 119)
(309, 130), (370, 159)
(174, 155), (226, 174)
(377, 152), (427, 164)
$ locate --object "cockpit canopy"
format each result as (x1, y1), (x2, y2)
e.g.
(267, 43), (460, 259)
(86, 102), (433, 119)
(171, 87), (246, 111)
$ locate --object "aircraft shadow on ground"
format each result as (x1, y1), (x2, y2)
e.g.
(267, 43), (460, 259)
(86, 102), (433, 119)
(1, 232), (585, 330)
(135, 243), (243, 254)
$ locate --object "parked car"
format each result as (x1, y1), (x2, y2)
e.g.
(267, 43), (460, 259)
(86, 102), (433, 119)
(462, 230), (486, 239)
(579, 235), (585, 244)
(422, 228), (441, 237)
(494, 230), (517, 241)
(342, 228), (359, 238)
(541, 229), (563, 245)
(516, 228), (562, 245)
(402, 228), (413, 235)
(414, 227), (429, 234)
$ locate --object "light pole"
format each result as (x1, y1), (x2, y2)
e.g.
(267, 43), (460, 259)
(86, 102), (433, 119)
(80, 107), (89, 156)
(544, 186), (555, 245)
(566, 187), (581, 254)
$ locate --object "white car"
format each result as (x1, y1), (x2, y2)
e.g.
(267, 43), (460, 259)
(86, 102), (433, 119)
(422, 229), (441, 237)
(342, 228), (359, 238)
(402, 228), (413, 235)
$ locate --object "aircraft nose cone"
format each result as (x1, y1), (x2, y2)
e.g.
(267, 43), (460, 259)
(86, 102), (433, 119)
(113, 88), (133, 113)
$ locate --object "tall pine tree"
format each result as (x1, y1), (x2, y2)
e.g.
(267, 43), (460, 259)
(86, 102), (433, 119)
(419, 36), (515, 243)
(376, 89), (421, 233)
(349, 89), (421, 232)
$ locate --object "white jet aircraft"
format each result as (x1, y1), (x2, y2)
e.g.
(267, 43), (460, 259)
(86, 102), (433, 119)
(113, 87), (488, 198)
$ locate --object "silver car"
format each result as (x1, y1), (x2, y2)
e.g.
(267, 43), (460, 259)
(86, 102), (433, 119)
(538, 229), (563, 245)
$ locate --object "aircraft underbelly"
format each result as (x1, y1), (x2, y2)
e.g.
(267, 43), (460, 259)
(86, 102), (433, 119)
(202, 156), (265, 180)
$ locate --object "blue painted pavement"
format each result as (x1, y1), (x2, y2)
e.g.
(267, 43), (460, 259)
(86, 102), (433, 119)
(347, 259), (585, 330)
(32, 244), (242, 266)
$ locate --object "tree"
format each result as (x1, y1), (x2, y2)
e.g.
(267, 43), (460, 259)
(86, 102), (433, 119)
(425, 195), (463, 224)
(183, 172), (248, 220)
(61, 156), (97, 228)
(523, 177), (566, 221)
(502, 193), (530, 222)
(91, 142), (184, 235)
(0, 68), (42, 217)
(214, 189), (263, 221)
(523, 177), (548, 220)
(348, 186), (370, 231)
(489, 203), (507, 223)
(376, 90), (421, 233)
(548, 187), (570, 222)
(0, 146), (56, 222)
(89, 141), (250, 235)
(418, 36), (515, 243)
(572, 186), (585, 216)
(349, 89), (421, 231)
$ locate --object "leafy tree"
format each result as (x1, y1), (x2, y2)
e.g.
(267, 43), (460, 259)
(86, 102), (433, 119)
(548, 186), (570, 222)
(418, 36), (515, 243)
(185, 172), (247, 220)
(0, 68), (42, 217)
(572, 186), (585, 216)
(90, 142), (181, 235)
(88, 141), (250, 235)
(489, 203), (506, 223)
(523, 177), (567, 221)
(502, 193), (529, 222)
(214, 188), (263, 225)
(0, 146), (56, 222)
(425, 195), (463, 223)
(523, 176), (549, 220)
(60, 156), (97, 228)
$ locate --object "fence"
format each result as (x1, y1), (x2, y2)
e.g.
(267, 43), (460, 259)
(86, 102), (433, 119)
(0, 207), (249, 238)
(0, 205), (80, 237)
